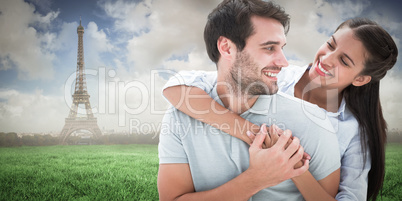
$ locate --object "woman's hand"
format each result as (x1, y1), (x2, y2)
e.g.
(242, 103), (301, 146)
(246, 124), (285, 148)
(247, 124), (310, 168)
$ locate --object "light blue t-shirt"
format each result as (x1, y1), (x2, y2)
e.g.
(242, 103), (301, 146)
(166, 66), (371, 200)
(159, 83), (340, 200)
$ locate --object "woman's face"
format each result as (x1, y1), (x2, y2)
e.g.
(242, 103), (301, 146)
(309, 27), (370, 90)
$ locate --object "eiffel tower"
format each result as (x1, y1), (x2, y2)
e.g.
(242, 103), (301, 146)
(60, 18), (102, 144)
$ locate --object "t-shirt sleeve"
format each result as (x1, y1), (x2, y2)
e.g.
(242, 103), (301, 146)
(163, 70), (217, 93)
(336, 133), (370, 201)
(306, 124), (341, 181)
(158, 107), (189, 164)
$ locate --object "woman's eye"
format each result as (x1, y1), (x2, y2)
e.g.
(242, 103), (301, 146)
(327, 42), (334, 49)
(341, 58), (348, 66)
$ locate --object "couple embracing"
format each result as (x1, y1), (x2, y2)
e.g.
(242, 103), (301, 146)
(158, 0), (398, 201)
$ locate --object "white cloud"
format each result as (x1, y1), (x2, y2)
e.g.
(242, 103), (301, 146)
(317, 0), (370, 32)
(0, 89), (68, 133)
(380, 72), (402, 131)
(86, 22), (115, 52)
(33, 7), (59, 28)
(101, 0), (152, 34)
(0, 0), (59, 80)
(102, 0), (219, 73)
(54, 22), (77, 51)
(275, 0), (328, 63)
(84, 21), (115, 68)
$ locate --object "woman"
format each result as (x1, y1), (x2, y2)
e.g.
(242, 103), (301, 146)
(163, 18), (397, 200)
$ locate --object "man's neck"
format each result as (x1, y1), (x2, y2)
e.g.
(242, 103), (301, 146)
(216, 79), (259, 114)
(215, 61), (259, 114)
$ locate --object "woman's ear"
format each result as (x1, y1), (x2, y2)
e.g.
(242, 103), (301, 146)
(352, 75), (372, 87)
(217, 36), (235, 60)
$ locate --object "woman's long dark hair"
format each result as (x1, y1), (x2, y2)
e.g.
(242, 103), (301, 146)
(338, 18), (398, 201)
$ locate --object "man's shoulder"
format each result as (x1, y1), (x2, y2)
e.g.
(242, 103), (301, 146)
(257, 91), (327, 116)
(163, 70), (217, 93)
(162, 106), (194, 124)
(255, 92), (335, 134)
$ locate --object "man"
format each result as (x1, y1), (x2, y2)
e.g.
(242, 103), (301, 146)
(158, 0), (340, 200)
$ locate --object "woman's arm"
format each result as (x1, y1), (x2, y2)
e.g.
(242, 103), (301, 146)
(163, 85), (260, 144)
(292, 170), (340, 201)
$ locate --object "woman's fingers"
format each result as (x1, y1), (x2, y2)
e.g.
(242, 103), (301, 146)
(260, 125), (271, 148)
(246, 131), (256, 142)
(249, 129), (267, 150)
(248, 124), (271, 149)
(269, 124), (280, 147)
(271, 124), (293, 149)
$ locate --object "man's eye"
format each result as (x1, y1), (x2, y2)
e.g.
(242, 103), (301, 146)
(265, 47), (273, 51)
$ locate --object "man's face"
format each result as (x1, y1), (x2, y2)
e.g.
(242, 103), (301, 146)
(228, 16), (288, 96)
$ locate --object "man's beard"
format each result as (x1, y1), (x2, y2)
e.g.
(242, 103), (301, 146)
(228, 51), (278, 96)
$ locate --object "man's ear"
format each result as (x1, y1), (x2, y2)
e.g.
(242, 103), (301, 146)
(352, 75), (371, 87)
(217, 36), (235, 60)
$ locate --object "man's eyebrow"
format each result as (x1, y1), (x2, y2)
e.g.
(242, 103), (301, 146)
(260, 41), (286, 47)
(332, 35), (355, 66)
(260, 41), (280, 46)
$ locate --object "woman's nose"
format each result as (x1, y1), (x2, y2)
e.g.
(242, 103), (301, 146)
(321, 52), (336, 69)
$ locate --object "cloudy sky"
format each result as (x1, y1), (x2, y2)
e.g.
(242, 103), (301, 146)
(0, 0), (401, 134)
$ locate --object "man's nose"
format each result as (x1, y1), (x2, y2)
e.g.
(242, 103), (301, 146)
(274, 50), (289, 68)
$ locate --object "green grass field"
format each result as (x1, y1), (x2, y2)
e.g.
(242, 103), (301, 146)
(0, 143), (400, 200)
(0, 145), (159, 200)
(380, 143), (402, 201)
